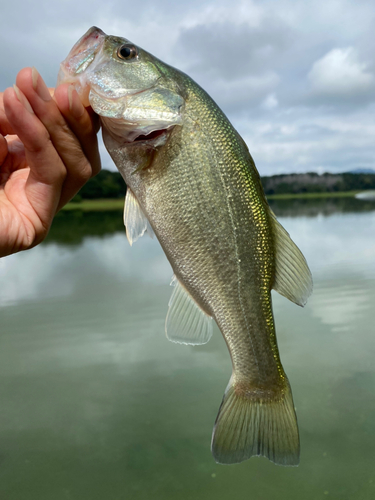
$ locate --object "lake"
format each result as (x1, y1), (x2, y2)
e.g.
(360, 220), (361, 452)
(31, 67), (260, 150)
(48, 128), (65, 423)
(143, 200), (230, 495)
(0, 197), (374, 500)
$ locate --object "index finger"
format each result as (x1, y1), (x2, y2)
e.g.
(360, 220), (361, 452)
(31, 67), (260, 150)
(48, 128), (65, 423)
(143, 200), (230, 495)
(0, 92), (16, 136)
(4, 85), (67, 230)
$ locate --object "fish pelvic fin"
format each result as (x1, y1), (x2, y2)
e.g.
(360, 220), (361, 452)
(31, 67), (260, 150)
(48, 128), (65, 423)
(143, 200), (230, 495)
(165, 276), (213, 345)
(124, 188), (154, 246)
(211, 377), (300, 466)
(270, 211), (313, 307)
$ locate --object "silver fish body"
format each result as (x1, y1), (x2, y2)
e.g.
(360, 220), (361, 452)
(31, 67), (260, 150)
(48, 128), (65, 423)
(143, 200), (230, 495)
(59, 27), (313, 466)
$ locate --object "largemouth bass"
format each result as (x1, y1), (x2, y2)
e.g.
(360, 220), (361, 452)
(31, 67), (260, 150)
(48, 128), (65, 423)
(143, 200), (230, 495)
(58, 27), (312, 466)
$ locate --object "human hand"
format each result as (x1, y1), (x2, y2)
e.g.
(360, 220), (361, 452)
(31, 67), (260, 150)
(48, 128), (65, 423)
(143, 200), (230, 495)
(0, 67), (101, 258)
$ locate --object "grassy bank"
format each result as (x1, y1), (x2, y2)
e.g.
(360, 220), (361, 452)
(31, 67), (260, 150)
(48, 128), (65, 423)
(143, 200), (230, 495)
(62, 198), (124, 212)
(266, 190), (360, 200)
(62, 191), (363, 212)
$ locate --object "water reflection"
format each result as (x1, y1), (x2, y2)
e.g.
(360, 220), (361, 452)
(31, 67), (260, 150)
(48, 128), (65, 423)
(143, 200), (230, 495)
(269, 195), (375, 217)
(0, 197), (375, 500)
(43, 194), (375, 245)
(46, 210), (125, 244)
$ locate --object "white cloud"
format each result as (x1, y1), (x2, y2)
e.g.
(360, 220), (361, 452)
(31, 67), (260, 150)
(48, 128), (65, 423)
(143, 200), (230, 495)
(207, 72), (280, 111)
(179, 0), (264, 29)
(261, 93), (279, 110)
(308, 47), (374, 96)
(235, 104), (375, 174)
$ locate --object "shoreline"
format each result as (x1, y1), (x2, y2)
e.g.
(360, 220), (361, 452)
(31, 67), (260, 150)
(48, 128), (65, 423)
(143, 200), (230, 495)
(62, 199), (125, 212)
(265, 190), (360, 200)
(61, 191), (363, 212)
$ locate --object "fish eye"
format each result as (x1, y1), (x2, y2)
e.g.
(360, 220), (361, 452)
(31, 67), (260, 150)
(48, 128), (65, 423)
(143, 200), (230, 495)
(117, 44), (138, 60)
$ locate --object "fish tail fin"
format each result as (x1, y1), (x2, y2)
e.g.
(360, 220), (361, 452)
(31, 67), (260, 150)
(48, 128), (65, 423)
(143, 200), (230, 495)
(211, 377), (300, 466)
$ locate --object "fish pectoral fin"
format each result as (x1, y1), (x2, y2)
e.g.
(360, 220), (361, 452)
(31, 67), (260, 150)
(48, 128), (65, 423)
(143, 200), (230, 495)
(211, 377), (300, 466)
(123, 188), (154, 246)
(271, 212), (313, 306)
(131, 149), (158, 175)
(165, 277), (213, 345)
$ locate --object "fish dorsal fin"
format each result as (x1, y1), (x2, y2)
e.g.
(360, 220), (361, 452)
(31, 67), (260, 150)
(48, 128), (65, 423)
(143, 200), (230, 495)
(123, 188), (154, 246)
(165, 276), (213, 345)
(271, 212), (313, 306)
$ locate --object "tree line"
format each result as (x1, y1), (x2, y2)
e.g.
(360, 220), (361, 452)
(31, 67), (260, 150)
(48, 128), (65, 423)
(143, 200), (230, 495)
(74, 169), (375, 201)
(73, 169), (126, 201)
(261, 172), (375, 195)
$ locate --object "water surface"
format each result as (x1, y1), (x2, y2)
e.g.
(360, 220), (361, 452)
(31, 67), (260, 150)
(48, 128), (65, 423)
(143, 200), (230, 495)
(0, 198), (375, 499)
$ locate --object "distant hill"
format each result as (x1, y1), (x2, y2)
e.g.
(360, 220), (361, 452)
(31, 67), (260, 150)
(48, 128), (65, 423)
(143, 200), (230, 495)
(347, 168), (375, 174)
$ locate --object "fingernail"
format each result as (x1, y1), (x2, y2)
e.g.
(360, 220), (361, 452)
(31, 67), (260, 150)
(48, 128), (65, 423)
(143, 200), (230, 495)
(32, 67), (52, 102)
(68, 85), (85, 119)
(13, 85), (34, 114)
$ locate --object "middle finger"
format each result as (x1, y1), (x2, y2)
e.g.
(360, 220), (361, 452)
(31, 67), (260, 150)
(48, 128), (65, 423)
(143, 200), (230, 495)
(16, 67), (92, 178)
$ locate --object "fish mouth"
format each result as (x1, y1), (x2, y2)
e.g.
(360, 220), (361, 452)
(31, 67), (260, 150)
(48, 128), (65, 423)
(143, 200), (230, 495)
(100, 112), (176, 147)
(57, 27), (106, 106)
(108, 122), (173, 148)
(69, 26), (105, 59)
(131, 127), (171, 144)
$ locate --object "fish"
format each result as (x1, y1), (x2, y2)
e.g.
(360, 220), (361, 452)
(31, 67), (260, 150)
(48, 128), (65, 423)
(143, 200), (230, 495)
(58, 27), (313, 466)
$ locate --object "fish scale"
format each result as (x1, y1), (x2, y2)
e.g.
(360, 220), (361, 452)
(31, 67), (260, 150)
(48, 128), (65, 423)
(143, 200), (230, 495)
(59, 26), (312, 466)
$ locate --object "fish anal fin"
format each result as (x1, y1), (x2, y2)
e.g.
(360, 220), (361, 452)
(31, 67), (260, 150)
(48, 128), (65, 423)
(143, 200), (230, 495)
(165, 277), (213, 345)
(123, 188), (154, 246)
(271, 212), (313, 306)
(211, 377), (300, 466)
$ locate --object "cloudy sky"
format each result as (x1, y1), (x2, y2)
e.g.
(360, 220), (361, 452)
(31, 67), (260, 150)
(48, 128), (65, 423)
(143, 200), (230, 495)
(2, 0), (375, 175)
